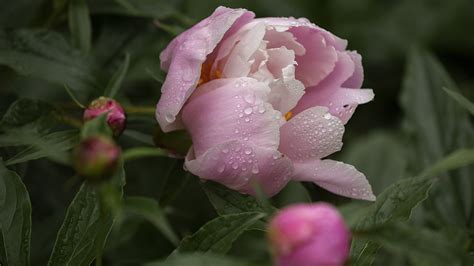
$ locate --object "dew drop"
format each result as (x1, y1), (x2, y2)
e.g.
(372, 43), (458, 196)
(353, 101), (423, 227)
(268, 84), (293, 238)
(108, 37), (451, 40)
(324, 113), (331, 120)
(218, 165), (225, 173)
(232, 162), (239, 169)
(251, 164), (259, 174)
(244, 107), (253, 115)
(244, 94), (255, 104)
(244, 147), (252, 155)
(165, 113), (175, 123)
(222, 148), (229, 154)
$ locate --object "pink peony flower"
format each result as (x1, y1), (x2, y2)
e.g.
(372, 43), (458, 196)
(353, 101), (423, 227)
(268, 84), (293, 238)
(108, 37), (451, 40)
(268, 203), (351, 266)
(84, 97), (126, 136)
(155, 6), (375, 200)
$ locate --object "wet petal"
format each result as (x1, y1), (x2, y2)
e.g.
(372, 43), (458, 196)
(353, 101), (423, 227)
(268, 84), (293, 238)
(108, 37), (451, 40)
(185, 140), (293, 196)
(292, 159), (376, 201)
(279, 107), (344, 162)
(181, 77), (283, 157)
(156, 7), (254, 132)
(292, 51), (374, 124)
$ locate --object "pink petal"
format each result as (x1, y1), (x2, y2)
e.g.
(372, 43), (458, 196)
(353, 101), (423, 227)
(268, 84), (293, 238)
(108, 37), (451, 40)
(270, 203), (350, 266)
(181, 77), (283, 157)
(292, 51), (374, 124)
(222, 22), (266, 78)
(342, 51), (364, 89)
(264, 29), (306, 56)
(156, 7), (254, 132)
(279, 107), (344, 162)
(266, 47), (295, 79)
(256, 17), (348, 51)
(292, 159), (376, 201)
(267, 65), (305, 114)
(185, 140), (293, 196)
(292, 31), (338, 88)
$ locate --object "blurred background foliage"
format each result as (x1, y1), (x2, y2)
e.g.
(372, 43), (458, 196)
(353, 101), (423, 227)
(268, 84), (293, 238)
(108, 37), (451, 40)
(0, 0), (473, 265)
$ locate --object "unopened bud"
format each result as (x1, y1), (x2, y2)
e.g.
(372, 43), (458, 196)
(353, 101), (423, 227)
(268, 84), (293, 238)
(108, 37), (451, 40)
(83, 97), (126, 136)
(74, 136), (121, 180)
(268, 203), (350, 266)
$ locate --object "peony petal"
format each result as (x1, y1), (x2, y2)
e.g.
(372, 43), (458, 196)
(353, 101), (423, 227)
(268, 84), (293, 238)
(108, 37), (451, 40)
(292, 51), (373, 124)
(291, 31), (338, 88)
(156, 7), (254, 132)
(279, 107), (344, 162)
(221, 22), (266, 78)
(292, 159), (376, 201)
(185, 140), (293, 196)
(267, 65), (305, 115)
(266, 47), (295, 79)
(256, 17), (348, 51)
(264, 29), (305, 56)
(181, 77), (284, 157)
(342, 51), (364, 89)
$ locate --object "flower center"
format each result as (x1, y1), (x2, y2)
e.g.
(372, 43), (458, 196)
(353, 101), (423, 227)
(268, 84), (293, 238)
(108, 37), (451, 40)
(198, 62), (222, 86)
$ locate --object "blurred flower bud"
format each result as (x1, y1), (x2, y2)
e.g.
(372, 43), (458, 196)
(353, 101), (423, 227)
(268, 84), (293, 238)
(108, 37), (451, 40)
(268, 203), (350, 266)
(74, 136), (121, 180)
(83, 97), (126, 136)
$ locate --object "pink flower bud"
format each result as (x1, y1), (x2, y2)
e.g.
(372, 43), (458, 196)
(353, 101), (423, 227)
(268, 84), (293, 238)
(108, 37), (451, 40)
(83, 97), (126, 136)
(74, 136), (121, 180)
(268, 203), (350, 266)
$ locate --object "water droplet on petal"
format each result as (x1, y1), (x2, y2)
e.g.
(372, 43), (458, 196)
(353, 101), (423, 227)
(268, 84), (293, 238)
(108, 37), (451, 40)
(232, 162), (239, 169)
(244, 94), (255, 104)
(165, 113), (175, 123)
(244, 147), (252, 155)
(324, 113), (331, 120)
(222, 148), (229, 154)
(218, 165), (225, 173)
(251, 164), (259, 174)
(244, 107), (253, 115)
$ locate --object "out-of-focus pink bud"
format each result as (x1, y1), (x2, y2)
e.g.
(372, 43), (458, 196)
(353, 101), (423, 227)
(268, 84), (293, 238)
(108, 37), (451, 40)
(268, 203), (350, 266)
(83, 97), (126, 136)
(74, 136), (121, 180)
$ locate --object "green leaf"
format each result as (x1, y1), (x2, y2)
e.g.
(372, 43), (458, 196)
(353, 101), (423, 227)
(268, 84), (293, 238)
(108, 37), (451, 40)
(342, 131), (410, 194)
(0, 98), (56, 131)
(89, 0), (177, 19)
(175, 212), (266, 255)
(0, 30), (103, 94)
(68, 0), (92, 54)
(201, 182), (276, 216)
(123, 196), (178, 245)
(81, 114), (112, 139)
(103, 53), (130, 98)
(350, 148), (474, 265)
(400, 48), (474, 227)
(0, 159), (32, 266)
(2, 130), (79, 166)
(145, 253), (254, 266)
(47, 162), (125, 266)
(122, 147), (166, 161)
(0, 99), (79, 165)
(442, 87), (474, 115)
(356, 222), (469, 266)
(400, 48), (473, 165)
